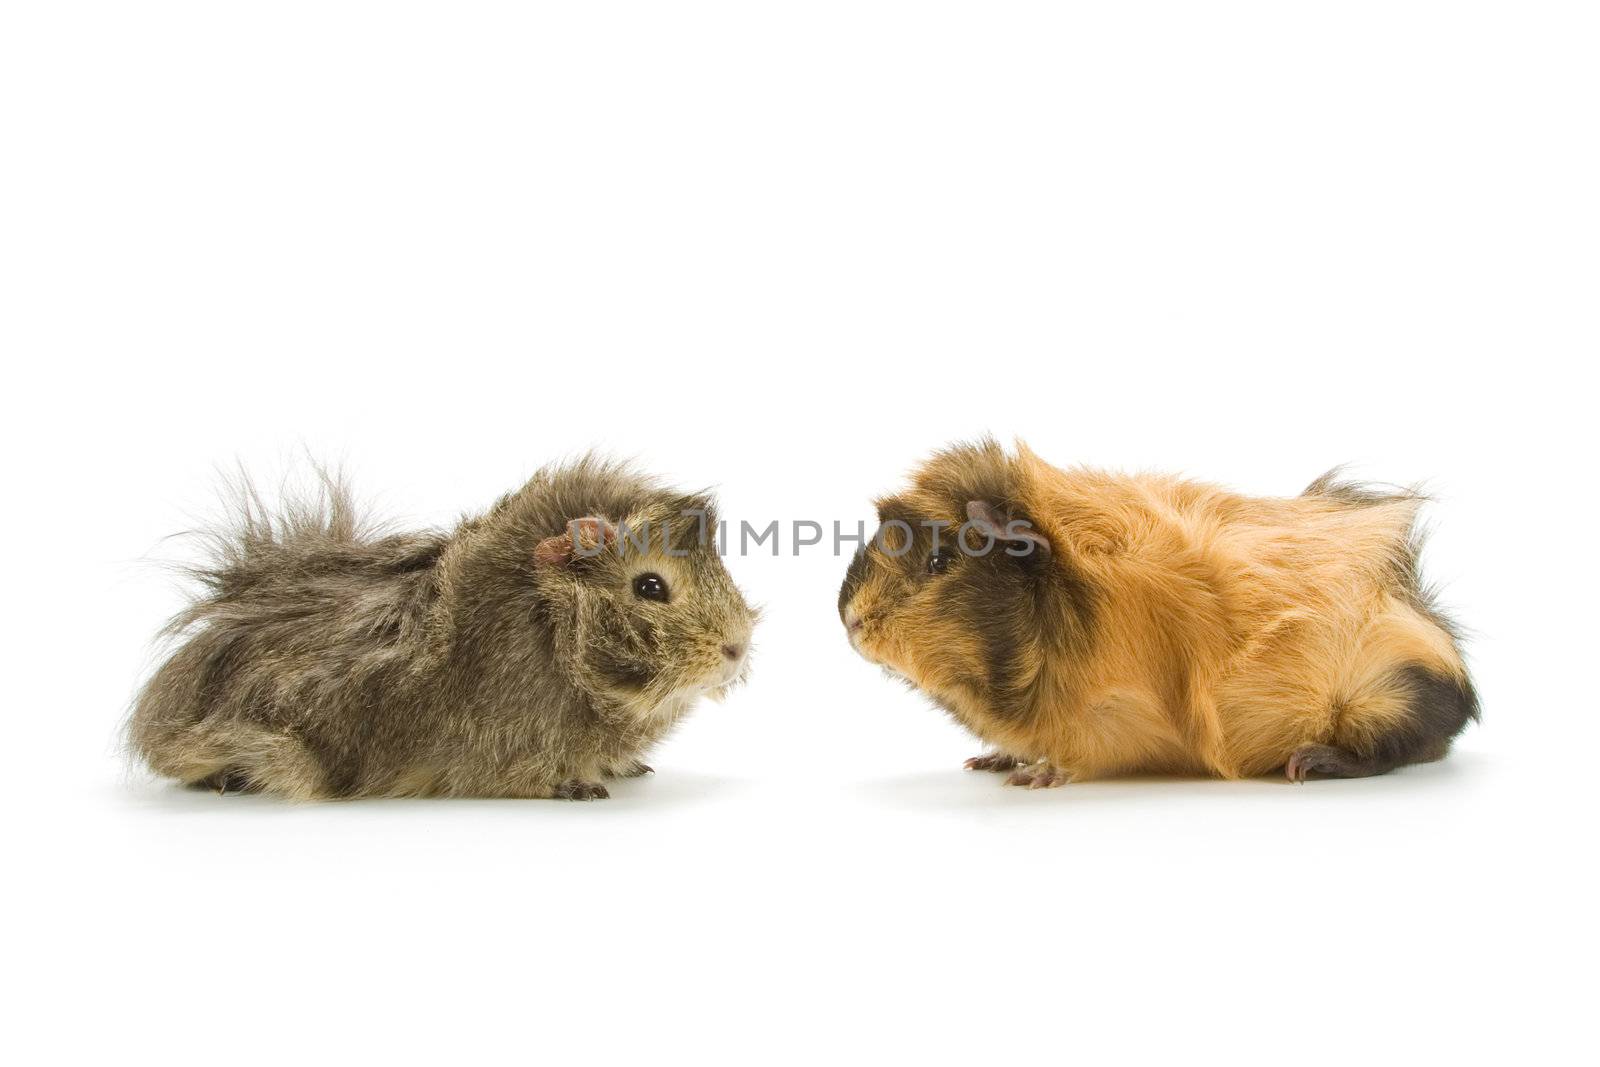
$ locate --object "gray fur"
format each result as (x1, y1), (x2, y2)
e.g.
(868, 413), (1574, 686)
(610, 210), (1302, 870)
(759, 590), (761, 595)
(129, 457), (755, 800)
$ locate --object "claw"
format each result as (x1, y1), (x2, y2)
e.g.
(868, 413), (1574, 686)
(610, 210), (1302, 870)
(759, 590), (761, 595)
(552, 780), (610, 801)
(213, 770), (253, 795)
(965, 752), (1021, 773)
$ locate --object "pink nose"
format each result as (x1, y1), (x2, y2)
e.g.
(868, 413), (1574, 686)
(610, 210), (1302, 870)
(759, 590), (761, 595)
(722, 643), (744, 661)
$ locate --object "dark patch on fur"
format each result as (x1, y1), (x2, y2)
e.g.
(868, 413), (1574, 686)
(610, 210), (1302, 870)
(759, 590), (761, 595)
(299, 728), (363, 798)
(1387, 663), (1480, 762)
(1311, 664), (1480, 778)
(939, 532), (1099, 723)
(838, 546), (871, 619)
(848, 447), (1102, 725)
(945, 553), (1037, 719)
(593, 650), (657, 690)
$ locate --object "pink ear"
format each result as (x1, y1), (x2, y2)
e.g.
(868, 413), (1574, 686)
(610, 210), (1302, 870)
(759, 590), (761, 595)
(535, 516), (618, 567)
(965, 500), (1052, 561)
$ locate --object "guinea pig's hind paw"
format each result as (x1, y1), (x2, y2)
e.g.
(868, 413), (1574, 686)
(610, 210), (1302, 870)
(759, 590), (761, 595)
(552, 779), (610, 801)
(1004, 762), (1071, 789)
(965, 752), (1021, 773)
(193, 770), (258, 795)
(1284, 744), (1375, 783)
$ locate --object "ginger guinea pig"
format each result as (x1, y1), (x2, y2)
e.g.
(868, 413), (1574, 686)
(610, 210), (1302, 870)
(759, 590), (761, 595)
(837, 439), (1478, 787)
(131, 456), (755, 800)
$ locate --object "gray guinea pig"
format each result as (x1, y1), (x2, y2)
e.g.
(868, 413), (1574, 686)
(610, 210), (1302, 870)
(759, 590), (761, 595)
(129, 456), (755, 800)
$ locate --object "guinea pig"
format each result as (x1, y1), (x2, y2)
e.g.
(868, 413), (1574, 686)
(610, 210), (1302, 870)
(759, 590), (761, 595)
(130, 456), (755, 800)
(837, 439), (1478, 787)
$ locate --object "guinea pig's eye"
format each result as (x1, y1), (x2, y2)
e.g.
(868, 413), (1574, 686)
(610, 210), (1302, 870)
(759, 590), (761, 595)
(926, 551), (954, 576)
(633, 573), (670, 602)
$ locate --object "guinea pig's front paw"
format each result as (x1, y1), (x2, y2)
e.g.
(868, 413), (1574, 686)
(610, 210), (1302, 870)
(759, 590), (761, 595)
(1004, 761), (1072, 790)
(551, 779), (610, 801)
(608, 760), (654, 778)
(964, 752), (1022, 773)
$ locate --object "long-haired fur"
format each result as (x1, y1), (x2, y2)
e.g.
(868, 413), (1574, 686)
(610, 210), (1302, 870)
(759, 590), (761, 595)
(130, 456), (755, 800)
(839, 440), (1478, 785)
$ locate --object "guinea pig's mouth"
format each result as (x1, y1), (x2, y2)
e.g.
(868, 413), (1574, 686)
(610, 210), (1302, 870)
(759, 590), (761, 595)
(702, 651), (750, 694)
(847, 623), (900, 672)
(843, 608), (875, 653)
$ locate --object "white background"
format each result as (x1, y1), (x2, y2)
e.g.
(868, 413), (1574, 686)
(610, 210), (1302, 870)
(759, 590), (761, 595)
(3, 3), (1596, 1063)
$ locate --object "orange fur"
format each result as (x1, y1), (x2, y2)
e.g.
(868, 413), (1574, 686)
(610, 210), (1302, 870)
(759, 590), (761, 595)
(841, 441), (1474, 783)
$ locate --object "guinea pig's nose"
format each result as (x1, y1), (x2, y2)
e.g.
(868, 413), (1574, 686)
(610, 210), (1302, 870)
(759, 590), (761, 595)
(721, 642), (744, 661)
(844, 610), (863, 634)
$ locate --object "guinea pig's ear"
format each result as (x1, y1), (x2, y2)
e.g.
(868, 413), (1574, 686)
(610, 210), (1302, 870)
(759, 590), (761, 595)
(966, 500), (1052, 563)
(662, 493), (718, 552)
(535, 516), (618, 567)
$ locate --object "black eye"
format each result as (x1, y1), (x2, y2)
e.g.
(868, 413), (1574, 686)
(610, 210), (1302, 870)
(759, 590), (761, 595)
(633, 573), (670, 602)
(927, 551), (953, 575)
